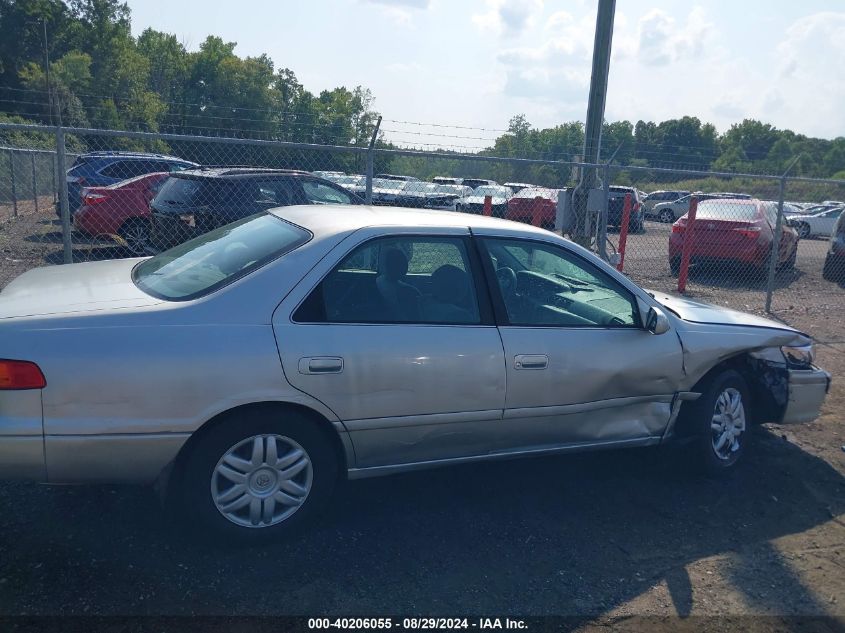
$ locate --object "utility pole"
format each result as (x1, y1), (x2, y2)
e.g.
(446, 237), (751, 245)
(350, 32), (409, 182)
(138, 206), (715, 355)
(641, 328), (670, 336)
(571, 0), (616, 249)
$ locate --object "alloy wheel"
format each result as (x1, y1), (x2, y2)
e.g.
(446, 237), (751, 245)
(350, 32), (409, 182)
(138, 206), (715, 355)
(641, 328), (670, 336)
(121, 223), (151, 256)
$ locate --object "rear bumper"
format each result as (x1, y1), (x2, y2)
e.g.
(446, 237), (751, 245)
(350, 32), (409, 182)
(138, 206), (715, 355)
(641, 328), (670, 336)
(0, 436), (45, 480)
(781, 367), (831, 424)
(0, 390), (46, 480)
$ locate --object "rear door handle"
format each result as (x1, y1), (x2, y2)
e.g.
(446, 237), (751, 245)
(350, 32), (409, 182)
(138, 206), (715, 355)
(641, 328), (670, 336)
(514, 354), (548, 370)
(298, 357), (344, 375)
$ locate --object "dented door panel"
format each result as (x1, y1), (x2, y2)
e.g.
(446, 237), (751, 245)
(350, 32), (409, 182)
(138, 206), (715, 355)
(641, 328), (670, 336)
(496, 327), (684, 447)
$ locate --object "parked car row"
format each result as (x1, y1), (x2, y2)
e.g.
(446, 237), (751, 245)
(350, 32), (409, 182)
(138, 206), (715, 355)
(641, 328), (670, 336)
(64, 153), (843, 275)
(72, 159), (361, 254)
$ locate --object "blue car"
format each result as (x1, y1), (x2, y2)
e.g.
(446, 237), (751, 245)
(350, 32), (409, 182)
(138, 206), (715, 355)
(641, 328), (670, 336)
(62, 152), (198, 215)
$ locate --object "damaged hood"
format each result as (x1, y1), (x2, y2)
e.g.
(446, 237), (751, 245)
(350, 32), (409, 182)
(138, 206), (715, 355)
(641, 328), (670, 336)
(648, 291), (801, 333)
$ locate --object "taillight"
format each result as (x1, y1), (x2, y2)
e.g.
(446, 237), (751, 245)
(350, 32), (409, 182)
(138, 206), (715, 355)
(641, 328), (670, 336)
(0, 360), (46, 390)
(733, 225), (762, 239)
(83, 193), (107, 205)
(672, 222), (685, 233)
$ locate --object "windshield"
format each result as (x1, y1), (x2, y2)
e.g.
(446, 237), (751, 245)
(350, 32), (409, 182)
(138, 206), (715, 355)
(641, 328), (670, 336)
(133, 213), (310, 301)
(473, 186), (509, 197)
(692, 202), (760, 221)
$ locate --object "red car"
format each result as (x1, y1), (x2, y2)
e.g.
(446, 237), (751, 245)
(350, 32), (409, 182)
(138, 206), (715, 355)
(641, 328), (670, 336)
(669, 198), (798, 275)
(505, 187), (559, 229)
(73, 172), (169, 255)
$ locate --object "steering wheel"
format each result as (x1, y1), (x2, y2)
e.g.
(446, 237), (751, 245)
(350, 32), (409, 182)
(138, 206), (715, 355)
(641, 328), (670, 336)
(496, 267), (517, 297)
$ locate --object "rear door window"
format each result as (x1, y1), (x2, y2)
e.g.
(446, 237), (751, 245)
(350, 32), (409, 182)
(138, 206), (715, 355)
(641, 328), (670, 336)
(153, 177), (204, 208)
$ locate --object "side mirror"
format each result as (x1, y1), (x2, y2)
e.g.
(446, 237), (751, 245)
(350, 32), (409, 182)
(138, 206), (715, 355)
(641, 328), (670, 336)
(646, 306), (670, 335)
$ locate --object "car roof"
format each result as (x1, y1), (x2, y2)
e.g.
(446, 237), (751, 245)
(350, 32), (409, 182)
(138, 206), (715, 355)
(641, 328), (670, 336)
(80, 151), (192, 162)
(173, 167), (313, 180)
(270, 204), (551, 237)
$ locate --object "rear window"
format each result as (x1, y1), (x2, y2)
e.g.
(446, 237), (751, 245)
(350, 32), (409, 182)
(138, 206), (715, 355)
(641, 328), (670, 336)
(132, 213), (311, 301)
(694, 202), (760, 221)
(153, 176), (211, 207)
(514, 188), (558, 201)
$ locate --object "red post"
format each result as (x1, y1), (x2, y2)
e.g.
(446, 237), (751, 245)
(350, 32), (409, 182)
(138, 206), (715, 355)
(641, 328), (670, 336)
(530, 197), (543, 226)
(677, 196), (698, 293)
(482, 195), (493, 217)
(616, 193), (631, 272)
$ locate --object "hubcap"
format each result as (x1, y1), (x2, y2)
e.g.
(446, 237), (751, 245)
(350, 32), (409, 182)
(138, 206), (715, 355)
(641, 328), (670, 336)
(660, 210), (673, 223)
(211, 434), (313, 528)
(710, 387), (746, 461)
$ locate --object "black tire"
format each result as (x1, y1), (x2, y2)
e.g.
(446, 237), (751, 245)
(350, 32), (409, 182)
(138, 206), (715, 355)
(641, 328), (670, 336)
(684, 370), (751, 476)
(177, 406), (338, 545)
(779, 245), (797, 271)
(669, 256), (681, 276)
(797, 222), (811, 239)
(823, 253), (844, 281)
(118, 218), (152, 257)
(659, 209), (675, 223)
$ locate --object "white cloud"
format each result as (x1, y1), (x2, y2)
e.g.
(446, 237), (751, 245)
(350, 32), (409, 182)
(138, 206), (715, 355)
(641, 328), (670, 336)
(360, 0), (430, 26)
(635, 6), (712, 66)
(362, 0), (430, 7)
(473, 0), (544, 36)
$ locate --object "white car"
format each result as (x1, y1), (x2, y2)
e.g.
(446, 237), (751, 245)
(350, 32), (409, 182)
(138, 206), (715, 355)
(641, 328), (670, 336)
(788, 207), (844, 239)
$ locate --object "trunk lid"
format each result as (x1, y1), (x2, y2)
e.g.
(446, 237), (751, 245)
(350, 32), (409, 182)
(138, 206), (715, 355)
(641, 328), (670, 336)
(0, 259), (163, 319)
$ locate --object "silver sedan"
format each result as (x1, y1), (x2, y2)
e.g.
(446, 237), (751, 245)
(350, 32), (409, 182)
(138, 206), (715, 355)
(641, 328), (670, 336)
(0, 206), (830, 543)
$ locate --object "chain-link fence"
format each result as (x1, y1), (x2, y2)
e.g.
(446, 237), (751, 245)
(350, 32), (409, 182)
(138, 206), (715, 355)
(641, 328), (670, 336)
(1, 121), (843, 328)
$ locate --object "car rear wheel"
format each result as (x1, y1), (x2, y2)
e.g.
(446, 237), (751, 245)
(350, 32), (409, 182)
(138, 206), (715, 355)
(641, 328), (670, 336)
(669, 256), (681, 276)
(659, 209), (675, 223)
(118, 219), (152, 257)
(686, 370), (751, 476)
(178, 407), (338, 544)
(779, 245), (797, 271)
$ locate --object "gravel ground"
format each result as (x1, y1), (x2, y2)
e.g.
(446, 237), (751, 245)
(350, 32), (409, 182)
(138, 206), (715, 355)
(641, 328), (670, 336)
(0, 207), (843, 625)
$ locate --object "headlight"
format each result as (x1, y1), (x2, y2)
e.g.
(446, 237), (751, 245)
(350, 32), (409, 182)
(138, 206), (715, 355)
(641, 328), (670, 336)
(781, 343), (815, 368)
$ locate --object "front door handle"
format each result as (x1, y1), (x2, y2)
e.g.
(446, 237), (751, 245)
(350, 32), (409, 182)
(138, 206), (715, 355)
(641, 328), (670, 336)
(299, 357), (344, 375)
(514, 354), (548, 370)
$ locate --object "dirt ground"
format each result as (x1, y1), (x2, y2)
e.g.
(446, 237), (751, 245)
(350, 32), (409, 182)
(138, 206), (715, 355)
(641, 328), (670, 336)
(0, 206), (843, 626)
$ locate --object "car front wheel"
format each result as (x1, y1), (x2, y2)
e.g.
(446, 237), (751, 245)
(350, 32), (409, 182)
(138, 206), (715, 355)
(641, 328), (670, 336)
(659, 209), (675, 223)
(797, 222), (811, 239)
(178, 407), (338, 543)
(687, 369), (751, 475)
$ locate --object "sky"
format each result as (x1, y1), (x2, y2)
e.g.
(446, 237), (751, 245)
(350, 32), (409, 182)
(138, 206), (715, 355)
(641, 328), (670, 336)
(125, 0), (845, 150)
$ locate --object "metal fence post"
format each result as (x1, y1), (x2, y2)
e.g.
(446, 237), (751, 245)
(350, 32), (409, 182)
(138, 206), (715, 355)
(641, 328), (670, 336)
(51, 152), (57, 204)
(598, 163), (610, 260)
(365, 151), (373, 205)
(8, 149), (17, 217)
(30, 153), (38, 213)
(56, 127), (72, 264)
(765, 177), (787, 312)
(365, 116), (381, 205)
